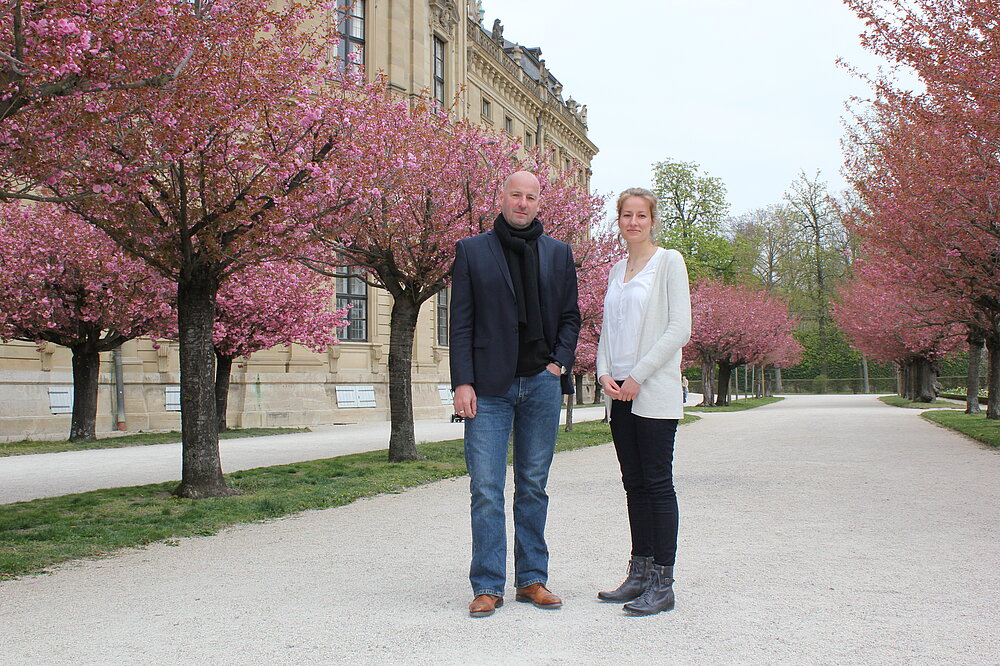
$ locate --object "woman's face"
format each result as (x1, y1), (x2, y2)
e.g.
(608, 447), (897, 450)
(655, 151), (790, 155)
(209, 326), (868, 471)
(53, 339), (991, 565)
(618, 196), (654, 245)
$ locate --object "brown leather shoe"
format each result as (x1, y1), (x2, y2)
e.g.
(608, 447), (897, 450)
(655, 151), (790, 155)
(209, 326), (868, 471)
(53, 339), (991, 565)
(469, 594), (503, 617)
(515, 583), (563, 609)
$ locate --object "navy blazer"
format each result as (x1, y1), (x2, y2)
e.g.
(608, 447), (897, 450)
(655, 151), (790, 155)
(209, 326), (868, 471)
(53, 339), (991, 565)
(449, 229), (580, 397)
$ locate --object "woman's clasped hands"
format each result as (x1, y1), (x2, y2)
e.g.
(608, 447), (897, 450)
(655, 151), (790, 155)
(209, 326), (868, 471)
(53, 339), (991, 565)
(599, 375), (641, 402)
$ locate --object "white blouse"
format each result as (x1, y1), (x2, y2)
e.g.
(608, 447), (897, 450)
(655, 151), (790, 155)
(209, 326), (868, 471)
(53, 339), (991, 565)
(604, 248), (665, 380)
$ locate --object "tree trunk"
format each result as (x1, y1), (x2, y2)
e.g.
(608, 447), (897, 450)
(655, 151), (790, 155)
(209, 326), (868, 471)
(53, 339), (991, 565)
(215, 351), (234, 434)
(594, 375), (602, 404)
(68, 341), (102, 442)
(913, 357), (939, 403)
(774, 366), (783, 394)
(174, 266), (231, 498)
(565, 394), (574, 432)
(387, 295), (423, 461)
(861, 354), (870, 394)
(575, 373), (584, 405)
(700, 358), (716, 406)
(716, 361), (734, 407)
(986, 332), (1000, 421)
(966, 334), (984, 415)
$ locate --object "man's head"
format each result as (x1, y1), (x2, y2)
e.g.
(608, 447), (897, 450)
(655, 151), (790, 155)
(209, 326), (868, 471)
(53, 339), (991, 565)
(500, 170), (541, 229)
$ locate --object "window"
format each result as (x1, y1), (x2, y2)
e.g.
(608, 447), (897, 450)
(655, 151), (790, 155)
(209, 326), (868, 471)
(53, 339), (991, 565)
(436, 288), (449, 346)
(165, 386), (181, 412)
(336, 385), (376, 408)
(437, 384), (453, 405)
(337, 266), (368, 341)
(504, 116), (513, 135)
(525, 131), (534, 148)
(481, 97), (492, 120)
(336, 0), (365, 73)
(433, 37), (446, 105)
(47, 386), (73, 414)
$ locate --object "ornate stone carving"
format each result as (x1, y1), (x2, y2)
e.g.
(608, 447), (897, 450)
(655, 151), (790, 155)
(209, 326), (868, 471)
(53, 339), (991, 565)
(369, 343), (384, 373)
(37, 341), (54, 372)
(431, 0), (460, 37)
(466, 0), (484, 23)
(156, 342), (170, 373)
(327, 345), (341, 373)
(491, 18), (504, 44)
(510, 44), (524, 66)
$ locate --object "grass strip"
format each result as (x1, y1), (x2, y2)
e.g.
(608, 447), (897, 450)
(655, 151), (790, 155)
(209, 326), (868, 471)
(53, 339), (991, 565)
(684, 396), (783, 412)
(921, 410), (1000, 449)
(0, 416), (697, 580)
(0, 428), (311, 458)
(878, 396), (962, 410)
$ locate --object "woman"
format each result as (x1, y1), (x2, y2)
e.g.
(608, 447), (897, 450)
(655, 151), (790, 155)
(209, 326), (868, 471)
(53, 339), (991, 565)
(596, 187), (691, 615)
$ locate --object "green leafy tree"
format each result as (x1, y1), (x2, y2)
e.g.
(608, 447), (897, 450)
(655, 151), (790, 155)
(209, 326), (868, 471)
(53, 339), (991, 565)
(651, 159), (736, 281)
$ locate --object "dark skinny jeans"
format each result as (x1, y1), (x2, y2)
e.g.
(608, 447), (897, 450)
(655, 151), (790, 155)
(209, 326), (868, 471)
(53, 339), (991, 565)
(609, 398), (679, 567)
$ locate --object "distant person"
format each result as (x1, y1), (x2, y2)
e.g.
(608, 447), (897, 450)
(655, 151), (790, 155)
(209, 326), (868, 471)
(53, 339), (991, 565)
(596, 187), (691, 615)
(450, 170), (581, 618)
(681, 375), (690, 403)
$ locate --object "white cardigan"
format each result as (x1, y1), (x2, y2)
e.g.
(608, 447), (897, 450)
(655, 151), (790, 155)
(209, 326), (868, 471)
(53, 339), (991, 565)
(597, 248), (692, 419)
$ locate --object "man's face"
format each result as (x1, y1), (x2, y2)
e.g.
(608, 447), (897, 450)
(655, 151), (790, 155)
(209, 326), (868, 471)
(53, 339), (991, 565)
(500, 173), (541, 229)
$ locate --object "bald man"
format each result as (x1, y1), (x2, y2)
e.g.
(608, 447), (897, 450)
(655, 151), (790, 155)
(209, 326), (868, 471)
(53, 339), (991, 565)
(450, 170), (581, 617)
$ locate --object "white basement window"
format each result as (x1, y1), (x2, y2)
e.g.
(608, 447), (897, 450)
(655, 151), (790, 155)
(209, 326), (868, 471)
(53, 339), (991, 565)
(437, 384), (453, 405)
(336, 385), (376, 408)
(165, 386), (181, 411)
(48, 387), (74, 414)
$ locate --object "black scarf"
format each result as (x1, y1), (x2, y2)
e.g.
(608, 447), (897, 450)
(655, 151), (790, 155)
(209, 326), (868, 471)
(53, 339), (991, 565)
(494, 214), (545, 343)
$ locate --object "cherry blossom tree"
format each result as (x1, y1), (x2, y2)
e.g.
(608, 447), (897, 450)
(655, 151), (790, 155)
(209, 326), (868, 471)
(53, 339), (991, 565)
(683, 280), (800, 406)
(0, 202), (174, 440)
(844, 0), (1000, 418)
(212, 262), (347, 433)
(0, 0), (216, 200)
(832, 268), (964, 402)
(305, 95), (518, 461)
(306, 126), (607, 459)
(7, 0), (375, 497)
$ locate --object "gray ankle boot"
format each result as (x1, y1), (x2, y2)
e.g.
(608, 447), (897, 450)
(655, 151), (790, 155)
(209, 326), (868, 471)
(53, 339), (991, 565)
(597, 555), (652, 602)
(623, 563), (675, 615)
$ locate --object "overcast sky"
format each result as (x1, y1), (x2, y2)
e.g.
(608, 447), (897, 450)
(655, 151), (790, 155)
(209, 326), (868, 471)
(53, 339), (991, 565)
(482, 0), (890, 219)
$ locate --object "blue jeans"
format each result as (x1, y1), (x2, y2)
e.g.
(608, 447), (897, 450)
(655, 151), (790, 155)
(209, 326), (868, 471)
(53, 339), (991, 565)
(464, 369), (563, 596)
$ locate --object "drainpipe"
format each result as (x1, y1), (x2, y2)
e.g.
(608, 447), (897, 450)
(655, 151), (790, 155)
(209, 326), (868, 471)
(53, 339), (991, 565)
(112, 347), (126, 431)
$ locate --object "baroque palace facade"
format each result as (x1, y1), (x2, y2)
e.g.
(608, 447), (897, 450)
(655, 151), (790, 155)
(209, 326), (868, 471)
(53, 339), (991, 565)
(0, 0), (597, 441)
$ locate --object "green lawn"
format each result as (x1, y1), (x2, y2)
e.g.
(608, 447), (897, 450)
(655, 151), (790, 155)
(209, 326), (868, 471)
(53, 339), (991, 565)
(878, 396), (962, 410)
(0, 415), (696, 580)
(684, 396), (783, 412)
(921, 410), (1000, 449)
(0, 427), (311, 458)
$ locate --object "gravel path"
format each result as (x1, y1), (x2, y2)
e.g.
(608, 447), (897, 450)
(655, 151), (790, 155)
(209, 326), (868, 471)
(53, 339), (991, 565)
(1, 394), (998, 664)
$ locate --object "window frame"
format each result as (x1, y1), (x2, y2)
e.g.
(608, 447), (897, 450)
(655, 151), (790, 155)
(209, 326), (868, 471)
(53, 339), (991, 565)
(336, 0), (366, 73)
(433, 36), (446, 106)
(436, 288), (449, 346)
(336, 266), (369, 342)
